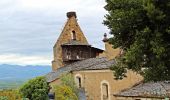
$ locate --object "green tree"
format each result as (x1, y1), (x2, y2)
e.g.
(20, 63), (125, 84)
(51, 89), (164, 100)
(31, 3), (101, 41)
(104, 0), (170, 81)
(19, 76), (49, 100)
(54, 85), (78, 100)
(60, 73), (78, 95)
(52, 74), (78, 100)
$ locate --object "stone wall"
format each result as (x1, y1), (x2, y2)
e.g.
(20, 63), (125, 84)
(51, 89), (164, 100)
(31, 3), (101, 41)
(71, 70), (143, 100)
(52, 13), (89, 71)
(49, 69), (143, 100)
(99, 42), (121, 60)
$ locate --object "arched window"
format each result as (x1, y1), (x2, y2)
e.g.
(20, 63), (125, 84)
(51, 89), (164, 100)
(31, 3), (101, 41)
(101, 80), (110, 100)
(71, 30), (76, 40)
(76, 76), (82, 88)
(102, 83), (109, 100)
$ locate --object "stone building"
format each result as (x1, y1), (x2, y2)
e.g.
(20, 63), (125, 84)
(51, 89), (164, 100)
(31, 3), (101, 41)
(46, 12), (143, 100)
(52, 12), (103, 71)
(114, 81), (170, 100)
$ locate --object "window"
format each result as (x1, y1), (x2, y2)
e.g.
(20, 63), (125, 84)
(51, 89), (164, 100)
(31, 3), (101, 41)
(101, 80), (110, 100)
(71, 30), (76, 40)
(76, 76), (82, 88)
(66, 52), (71, 59)
(102, 83), (109, 100)
(76, 53), (80, 59)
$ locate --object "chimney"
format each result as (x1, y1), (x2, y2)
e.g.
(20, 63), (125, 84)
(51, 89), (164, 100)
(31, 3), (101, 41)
(66, 11), (77, 18)
(102, 33), (108, 42)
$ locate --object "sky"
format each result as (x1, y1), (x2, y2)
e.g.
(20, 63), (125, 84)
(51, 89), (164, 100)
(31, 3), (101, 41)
(0, 0), (109, 65)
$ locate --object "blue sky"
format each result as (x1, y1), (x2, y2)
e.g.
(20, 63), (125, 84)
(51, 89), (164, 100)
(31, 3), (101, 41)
(0, 0), (109, 65)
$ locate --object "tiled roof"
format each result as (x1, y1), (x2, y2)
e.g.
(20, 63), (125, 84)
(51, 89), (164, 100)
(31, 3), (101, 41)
(114, 81), (170, 98)
(46, 57), (114, 82)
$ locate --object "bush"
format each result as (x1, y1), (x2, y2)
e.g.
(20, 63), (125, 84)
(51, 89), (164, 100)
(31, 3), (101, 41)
(0, 89), (21, 100)
(54, 85), (78, 100)
(19, 76), (49, 100)
(52, 74), (78, 100)
(0, 96), (8, 100)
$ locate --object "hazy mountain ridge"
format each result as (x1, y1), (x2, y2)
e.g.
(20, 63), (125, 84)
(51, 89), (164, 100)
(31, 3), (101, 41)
(0, 64), (51, 80)
(0, 64), (51, 89)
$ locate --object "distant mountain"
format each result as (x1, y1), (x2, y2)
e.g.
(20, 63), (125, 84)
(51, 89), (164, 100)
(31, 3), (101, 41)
(0, 64), (51, 81)
(0, 64), (51, 89)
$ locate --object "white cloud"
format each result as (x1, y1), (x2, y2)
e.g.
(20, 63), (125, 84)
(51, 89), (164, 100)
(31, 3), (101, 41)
(18, 0), (105, 10)
(0, 0), (109, 65)
(0, 54), (51, 65)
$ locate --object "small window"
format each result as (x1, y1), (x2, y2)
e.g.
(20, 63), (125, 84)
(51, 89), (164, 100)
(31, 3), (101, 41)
(102, 83), (109, 100)
(66, 52), (71, 59)
(71, 30), (76, 40)
(76, 76), (82, 88)
(76, 52), (80, 59)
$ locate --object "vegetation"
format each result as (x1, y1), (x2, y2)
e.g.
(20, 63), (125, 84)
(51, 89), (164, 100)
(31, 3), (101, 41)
(0, 89), (21, 100)
(52, 74), (78, 100)
(19, 76), (49, 100)
(104, 0), (170, 81)
(0, 80), (25, 89)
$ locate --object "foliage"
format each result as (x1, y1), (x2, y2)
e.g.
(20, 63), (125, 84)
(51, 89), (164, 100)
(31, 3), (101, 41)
(19, 76), (49, 100)
(60, 73), (78, 95)
(0, 96), (8, 100)
(52, 74), (78, 100)
(0, 80), (24, 90)
(54, 85), (78, 100)
(104, 0), (170, 81)
(0, 89), (21, 100)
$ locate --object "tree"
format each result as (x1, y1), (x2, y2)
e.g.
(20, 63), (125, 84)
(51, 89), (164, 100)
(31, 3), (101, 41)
(60, 73), (78, 95)
(52, 74), (78, 100)
(19, 76), (49, 100)
(104, 0), (170, 81)
(54, 85), (78, 100)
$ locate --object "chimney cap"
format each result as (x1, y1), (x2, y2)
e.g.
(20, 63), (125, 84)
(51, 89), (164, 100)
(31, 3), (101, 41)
(102, 33), (109, 42)
(67, 12), (77, 18)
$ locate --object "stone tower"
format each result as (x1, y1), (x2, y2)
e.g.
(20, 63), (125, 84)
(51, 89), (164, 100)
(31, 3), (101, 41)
(52, 12), (99, 71)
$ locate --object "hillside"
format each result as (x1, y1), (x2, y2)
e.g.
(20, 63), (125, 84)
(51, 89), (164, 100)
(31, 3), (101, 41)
(0, 64), (51, 89)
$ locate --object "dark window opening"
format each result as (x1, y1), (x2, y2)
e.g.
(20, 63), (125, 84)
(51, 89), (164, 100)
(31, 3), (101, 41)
(66, 52), (71, 59)
(76, 77), (82, 88)
(76, 52), (80, 59)
(72, 30), (76, 40)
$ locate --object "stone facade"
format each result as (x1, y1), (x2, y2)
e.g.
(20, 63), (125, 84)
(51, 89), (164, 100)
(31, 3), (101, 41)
(100, 42), (121, 60)
(50, 70), (143, 100)
(52, 12), (89, 71)
(48, 12), (144, 100)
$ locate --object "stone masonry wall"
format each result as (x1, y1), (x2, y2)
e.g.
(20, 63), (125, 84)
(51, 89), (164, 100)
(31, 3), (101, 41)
(52, 14), (88, 71)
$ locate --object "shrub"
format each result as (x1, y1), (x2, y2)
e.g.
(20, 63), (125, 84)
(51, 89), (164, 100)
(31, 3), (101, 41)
(0, 89), (21, 100)
(52, 74), (78, 100)
(19, 76), (49, 100)
(0, 96), (8, 100)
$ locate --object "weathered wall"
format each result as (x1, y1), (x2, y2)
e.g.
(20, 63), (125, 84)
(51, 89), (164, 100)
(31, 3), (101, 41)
(72, 70), (143, 100)
(99, 42), (121, 60)
(52, 13), (89, 71)
(49, 70), (143, 100)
